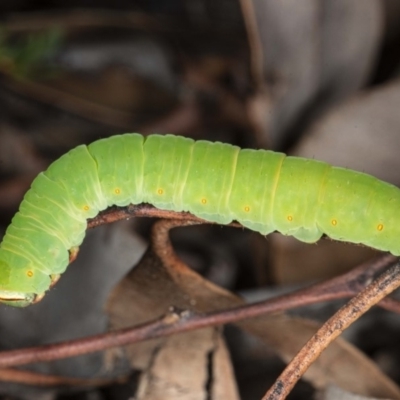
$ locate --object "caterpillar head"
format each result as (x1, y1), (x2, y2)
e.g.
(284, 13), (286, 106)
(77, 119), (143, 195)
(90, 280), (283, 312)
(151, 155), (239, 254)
(0, 290), (37, 307)
(0, 253), (50, 307)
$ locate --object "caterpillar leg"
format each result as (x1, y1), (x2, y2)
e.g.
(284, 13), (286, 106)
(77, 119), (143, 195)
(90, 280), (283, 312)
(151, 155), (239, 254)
(30, 274), (60, 304)
(69, 246), (79, 263)
(32, 292), (45, 304)
(50, 274), (61, 287)
(292, 227), (323, 243)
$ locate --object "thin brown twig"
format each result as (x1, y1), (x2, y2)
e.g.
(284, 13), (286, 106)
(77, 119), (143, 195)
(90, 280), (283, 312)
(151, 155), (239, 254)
(0, 311), (183, 368)
(1, 73), (136, 129)
(87, 203), (244, 229)
(261, 262), (400, 400)
(2, 9), (168, 33)
(0, 254), (397, 369)
(281, 253), (400, 313)
(0, 368), (120, 387)
(2, 9), (233, 36)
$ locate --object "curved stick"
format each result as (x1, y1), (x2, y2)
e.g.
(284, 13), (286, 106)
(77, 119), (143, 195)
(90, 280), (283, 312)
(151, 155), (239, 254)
(261, 262), (400, 400)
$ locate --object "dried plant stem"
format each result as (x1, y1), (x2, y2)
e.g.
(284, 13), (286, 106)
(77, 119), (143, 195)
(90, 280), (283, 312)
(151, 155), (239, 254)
(0, 367), (117, 387)
(261, 262), (400, 400)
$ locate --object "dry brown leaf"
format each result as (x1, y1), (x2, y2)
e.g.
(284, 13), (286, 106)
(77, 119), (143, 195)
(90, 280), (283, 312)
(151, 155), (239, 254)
(107, 242), (240, 399)
(241, 0), (383, 148)
(135, 328), (238, 400)
(106, 221), (400, 399)
(318, 384), (395, 400)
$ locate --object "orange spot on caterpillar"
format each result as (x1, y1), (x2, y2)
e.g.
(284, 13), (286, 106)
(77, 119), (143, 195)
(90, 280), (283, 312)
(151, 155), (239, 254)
(157, 188), (164, 195)
(83, 205), (90, 211)
(114, 188), (121, 195)
(27, 270), (33, 278)
(201, 198), (207, 205)
(377, 223), (384, 231)
(244, 206), (250, 212)
(331, 219), (337, 226)
(287, 215), (293, 222)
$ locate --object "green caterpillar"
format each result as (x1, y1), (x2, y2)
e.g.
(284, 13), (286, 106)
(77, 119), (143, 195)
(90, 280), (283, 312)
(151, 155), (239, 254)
(0, 133), (399, 306)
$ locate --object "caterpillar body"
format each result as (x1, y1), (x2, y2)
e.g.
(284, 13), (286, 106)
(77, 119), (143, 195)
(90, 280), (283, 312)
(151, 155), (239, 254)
(0, 133), (399, 306)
